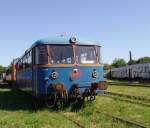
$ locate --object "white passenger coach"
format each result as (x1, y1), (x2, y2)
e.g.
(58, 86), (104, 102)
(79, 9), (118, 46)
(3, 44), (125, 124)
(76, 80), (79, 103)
(110, 63), (150, 79)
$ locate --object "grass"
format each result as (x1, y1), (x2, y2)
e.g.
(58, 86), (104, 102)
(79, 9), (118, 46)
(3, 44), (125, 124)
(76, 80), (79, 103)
(95, 96), (150, 126)
(0, 86), (78, 128)
(63, 97), (150, 128)
(0, 82), (149, 128)
(0, 110), (79, 128)
(107, 79), (150, 98)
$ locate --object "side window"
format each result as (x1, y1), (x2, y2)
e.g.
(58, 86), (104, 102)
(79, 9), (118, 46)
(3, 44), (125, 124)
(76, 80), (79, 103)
(23, 56), (26, 69)
(25, 54), (29, 69)
(23, 51), (32, 69)
(17, 61), (20, 71)
(28, 51), (32, 67)
(18, 59), (23, 71)
(35, 45), (48, 64)
(20, 59), (22, 70)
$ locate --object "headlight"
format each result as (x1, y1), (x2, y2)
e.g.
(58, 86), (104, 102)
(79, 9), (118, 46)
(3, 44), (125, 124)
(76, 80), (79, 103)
(51, 71), (59, 79)
(92, 69), (97, 78)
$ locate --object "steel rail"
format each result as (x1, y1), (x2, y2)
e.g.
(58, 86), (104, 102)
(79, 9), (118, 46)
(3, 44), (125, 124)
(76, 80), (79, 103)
(104, 91), (150, 102)
(104, 94), (150, 107)
(96, 110), (147, 128)
(108, 82), (150, 87)
(63, 115), (85, 128)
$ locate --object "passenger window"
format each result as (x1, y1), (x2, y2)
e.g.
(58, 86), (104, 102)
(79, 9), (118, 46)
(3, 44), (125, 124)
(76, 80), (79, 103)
(36, 45), (48, 64)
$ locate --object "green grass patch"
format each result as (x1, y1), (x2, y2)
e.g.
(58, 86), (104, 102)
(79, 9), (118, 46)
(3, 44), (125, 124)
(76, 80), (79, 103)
(0, 83), (149, 128)
(95, 96), (150, 127)
(107, 83), (150, 98)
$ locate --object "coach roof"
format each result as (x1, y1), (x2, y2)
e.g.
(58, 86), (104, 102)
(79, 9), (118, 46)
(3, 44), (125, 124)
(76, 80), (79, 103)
(31, 36), (100, 48)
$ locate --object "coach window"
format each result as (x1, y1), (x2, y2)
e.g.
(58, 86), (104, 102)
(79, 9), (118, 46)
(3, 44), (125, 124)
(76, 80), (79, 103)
(25, 52), (31, 68)
(19, 59), (23, 70)
(18, 60), (21, 71)
(22, 56), (26, 69)
(28, 51), (32, 67)
(25, 56), (28, 69)
(36, 45), (48, 64)
(25, 54), (28, 68)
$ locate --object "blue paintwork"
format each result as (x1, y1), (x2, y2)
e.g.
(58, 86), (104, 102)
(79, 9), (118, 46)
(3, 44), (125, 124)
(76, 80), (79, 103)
(16, 69), (32, 91)
(16, 66), (104, 97)
(32, 66), (104, 95)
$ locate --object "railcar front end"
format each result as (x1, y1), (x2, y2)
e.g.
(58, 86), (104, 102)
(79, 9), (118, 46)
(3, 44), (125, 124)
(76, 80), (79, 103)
(32, 38), (107, 105)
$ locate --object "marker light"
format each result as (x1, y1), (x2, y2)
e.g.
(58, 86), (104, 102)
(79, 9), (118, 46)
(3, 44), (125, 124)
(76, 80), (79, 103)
(69, 37), (77, 44)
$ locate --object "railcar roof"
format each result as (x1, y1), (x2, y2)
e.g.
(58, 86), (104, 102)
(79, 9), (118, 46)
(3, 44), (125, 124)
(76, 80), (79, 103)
(31, 36), (100, 48)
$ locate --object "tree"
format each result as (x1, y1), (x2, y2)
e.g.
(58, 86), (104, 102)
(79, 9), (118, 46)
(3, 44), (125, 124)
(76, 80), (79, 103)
(127, 59), (136, 65)
(111, 58), (127, 68)
(136, 57), (150, 64)
(0, 65), (5, 75)
(103, 63), (111, 70)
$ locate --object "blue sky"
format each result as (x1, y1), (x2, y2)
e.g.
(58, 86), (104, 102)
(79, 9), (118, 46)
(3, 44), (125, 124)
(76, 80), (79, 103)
(0, 0), (150, 66)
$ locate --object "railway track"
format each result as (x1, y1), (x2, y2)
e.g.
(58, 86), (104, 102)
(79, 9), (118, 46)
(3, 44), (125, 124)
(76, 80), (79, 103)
(104, 91), (150, 107)
(96, 110), (148, 128)
(63, 114), (85, 128)
(104, 91), (150, 102)
(108, 82), (150, 87)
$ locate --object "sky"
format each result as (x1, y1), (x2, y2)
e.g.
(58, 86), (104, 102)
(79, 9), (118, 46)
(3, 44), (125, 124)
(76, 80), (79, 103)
(0, 0), (150, 66)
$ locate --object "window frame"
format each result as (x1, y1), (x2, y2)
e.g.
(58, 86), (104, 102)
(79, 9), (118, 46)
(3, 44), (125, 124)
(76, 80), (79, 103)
(33, 44), (100, 66)
(17, 50), (32, 71)
(49, 44), (74, 65)
(74, 45), (100, 65)
(35, 45), (48, 65)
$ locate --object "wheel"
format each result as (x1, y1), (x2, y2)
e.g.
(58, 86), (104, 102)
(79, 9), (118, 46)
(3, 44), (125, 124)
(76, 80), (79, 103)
(56, 90), (68, 109)
(45, 93), (57, 108)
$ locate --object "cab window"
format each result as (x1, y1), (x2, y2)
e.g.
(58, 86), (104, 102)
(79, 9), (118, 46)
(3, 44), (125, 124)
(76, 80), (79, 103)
(50, 45), (74, 64)
(75, 46), (97, 64)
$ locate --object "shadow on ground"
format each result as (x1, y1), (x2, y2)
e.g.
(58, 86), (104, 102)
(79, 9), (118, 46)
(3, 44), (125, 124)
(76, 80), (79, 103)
(0, 83), (86, 112)
(0, 85), (45, 111)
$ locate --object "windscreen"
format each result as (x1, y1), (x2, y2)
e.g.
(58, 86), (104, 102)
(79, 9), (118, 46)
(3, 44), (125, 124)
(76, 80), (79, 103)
(50, 45), (74, 64)
(75, 46), (97, 64)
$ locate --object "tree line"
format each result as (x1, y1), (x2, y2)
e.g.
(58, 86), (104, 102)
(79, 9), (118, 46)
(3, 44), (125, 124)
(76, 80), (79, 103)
(104, 56), (150, 70)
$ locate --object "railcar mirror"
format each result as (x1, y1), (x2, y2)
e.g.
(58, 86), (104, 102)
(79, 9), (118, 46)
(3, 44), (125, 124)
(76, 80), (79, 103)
(47, 52), (50, 56)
